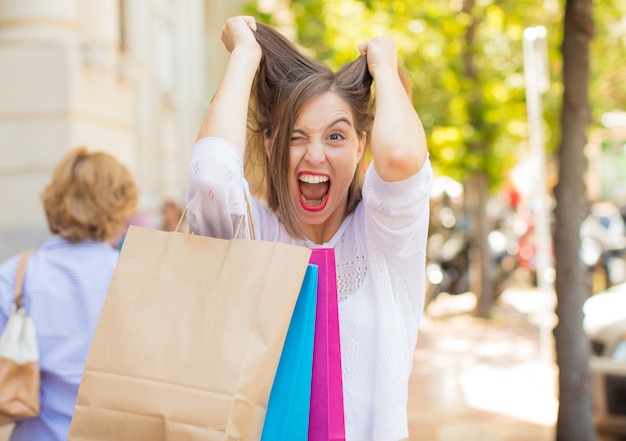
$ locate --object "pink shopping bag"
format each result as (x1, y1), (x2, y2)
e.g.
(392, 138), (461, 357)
(308, 248), (345, 441)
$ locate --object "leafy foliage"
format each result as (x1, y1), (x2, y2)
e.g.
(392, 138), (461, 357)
(247, 0), (626, 192)
(590, 1), (626, 120)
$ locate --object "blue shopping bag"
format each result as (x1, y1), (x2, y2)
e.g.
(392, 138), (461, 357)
(261, 264), (318, 441)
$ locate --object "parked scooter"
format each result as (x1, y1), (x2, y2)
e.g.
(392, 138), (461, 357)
(425, 226), (471, 306)
(425, 178), (470, 307)
(487, 223), (521, 292)
(580, 202), (626, 292)
(425, 209), (534, 308)
(425, 177), (537, 308)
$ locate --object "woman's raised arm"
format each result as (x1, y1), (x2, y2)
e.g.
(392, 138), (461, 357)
(196, 16), (262, 157)
(359, 37), (428, 182)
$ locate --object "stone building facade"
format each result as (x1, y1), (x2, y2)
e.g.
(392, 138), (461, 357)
(0, 0), (245, 259)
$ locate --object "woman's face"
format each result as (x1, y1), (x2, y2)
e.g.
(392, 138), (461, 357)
(287, 91), (366, 243)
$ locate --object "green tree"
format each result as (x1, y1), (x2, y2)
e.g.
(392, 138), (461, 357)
(590, 1), (626, 120)
(553, 0), (595, 439)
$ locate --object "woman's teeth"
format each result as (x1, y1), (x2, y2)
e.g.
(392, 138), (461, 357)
(299, 174), (329, 184)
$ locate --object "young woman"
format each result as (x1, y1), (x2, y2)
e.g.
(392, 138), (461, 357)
(186, 16), (433, 441)
(0, 147), (138, 441)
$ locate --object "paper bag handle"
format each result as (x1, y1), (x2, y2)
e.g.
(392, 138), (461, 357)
(14, 250), (33, 309)
(175, 208), (188, 233)
(233, 192), (256, 240)
(178, 192), (256, 240)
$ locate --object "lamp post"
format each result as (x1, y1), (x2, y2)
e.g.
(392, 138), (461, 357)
(523, 26), (553, 293)
(523, 26), (555, 362)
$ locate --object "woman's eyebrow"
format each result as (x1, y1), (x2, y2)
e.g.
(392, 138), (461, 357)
(292, 117), (353, 134)
(328, 117), (352, 128)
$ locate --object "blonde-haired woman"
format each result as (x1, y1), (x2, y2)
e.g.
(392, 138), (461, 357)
(0, 147), (138, 440)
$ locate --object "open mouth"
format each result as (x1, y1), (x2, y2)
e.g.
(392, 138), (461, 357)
(298, 173), (330, 212)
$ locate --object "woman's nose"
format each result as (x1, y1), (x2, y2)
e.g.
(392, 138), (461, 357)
(304, 141), (325, 166)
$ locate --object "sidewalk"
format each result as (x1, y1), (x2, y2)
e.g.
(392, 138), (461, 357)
(407, 288), (558, 441)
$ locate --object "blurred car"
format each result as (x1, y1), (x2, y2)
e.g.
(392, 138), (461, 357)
(583, 282), (626, 435)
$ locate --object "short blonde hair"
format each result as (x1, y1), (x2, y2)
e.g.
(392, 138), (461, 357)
(42, 147), (138, 243)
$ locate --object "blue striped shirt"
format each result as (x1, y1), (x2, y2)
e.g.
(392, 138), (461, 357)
(0, 236), (120, 441)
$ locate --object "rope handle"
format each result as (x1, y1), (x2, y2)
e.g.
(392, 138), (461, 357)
(14, 250), (33, 309)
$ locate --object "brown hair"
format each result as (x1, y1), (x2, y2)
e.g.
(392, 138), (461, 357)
(42, 147), (138, 243)
(246, 23), (375, 239)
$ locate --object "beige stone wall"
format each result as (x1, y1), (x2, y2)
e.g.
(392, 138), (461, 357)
(0, 0), (101, 256)
(0, 0), (245, 260)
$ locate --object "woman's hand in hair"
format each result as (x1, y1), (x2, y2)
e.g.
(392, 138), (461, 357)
(363, 36), (428, 181)
(358, 36), (398, 81)
(195, 16), (260, 147)
(221, 16), (261, 61)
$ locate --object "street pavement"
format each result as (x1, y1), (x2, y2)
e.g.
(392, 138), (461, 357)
(407, 288), (626, 441)
(1, 287), (621, 440)
(407, 288), (558, 441)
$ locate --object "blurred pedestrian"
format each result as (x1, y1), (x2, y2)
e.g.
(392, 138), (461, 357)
(0, 147), (138, 440)
(161, 200), (185, 232)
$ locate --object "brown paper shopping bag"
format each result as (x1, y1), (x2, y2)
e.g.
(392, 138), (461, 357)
(68, 225), (311, 441)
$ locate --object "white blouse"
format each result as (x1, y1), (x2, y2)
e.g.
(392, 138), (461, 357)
(186, 137), (433, 441)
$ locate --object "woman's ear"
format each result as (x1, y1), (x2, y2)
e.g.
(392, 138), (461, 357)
(264, 130), (272, 158)
(357, 131), (367, 162)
